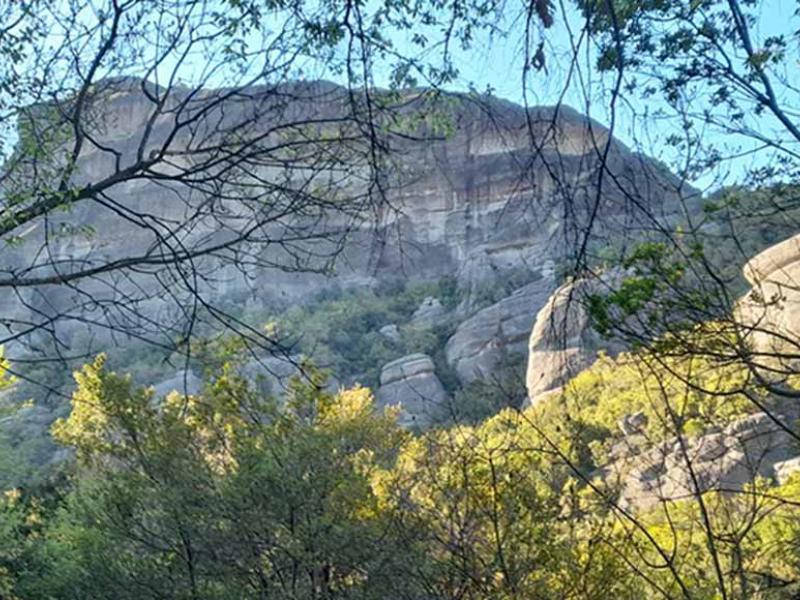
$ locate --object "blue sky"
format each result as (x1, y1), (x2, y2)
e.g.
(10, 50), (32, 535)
(401, 0), (800, 193)
(12, 0), (800, 193)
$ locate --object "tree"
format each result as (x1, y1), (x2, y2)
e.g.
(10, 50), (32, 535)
(27, 356), (409, 599)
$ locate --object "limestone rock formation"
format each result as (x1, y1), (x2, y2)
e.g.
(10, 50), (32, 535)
(376, 354), (449, 428)
(445, 280), (556, 384)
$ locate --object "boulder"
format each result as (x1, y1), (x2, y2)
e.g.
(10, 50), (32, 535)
(379, 324), (401, 342)
(738, 232), (800, 356)
(774, 456), (800, 485)
(525, 272), (626, 405)
(445, 280), (556, 384)
(411, 297), (446, 327)
(525, 279), (598, 405)
(618, 411), (648, 436)
(377, 354), (449, 428)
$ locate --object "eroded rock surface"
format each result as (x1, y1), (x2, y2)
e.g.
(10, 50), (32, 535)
(525, 274), (627, 404)
(738, 232), (800, 355)
(612, 412), (799, 510)
(446, 280), (557, 384)
(0, 79), (691, 356)
(377, 354), (448, 428)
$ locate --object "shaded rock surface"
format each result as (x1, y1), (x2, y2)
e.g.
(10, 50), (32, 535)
(0, 79), (691, 357)
(618, 411), (648, 436)
(379, 324), (401, 342)
(377, 354), (448, 428)
(446, 280), (557, 384)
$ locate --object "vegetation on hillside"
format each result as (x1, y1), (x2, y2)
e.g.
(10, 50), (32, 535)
(0, 342), (797, 598)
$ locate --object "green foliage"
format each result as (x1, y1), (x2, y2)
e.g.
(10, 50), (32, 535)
(376, 409), (652, 599)
(446, 355), (528, 423)
(531, 346), (755, 470)
(0, 349), (798, 598)
(40, 356), (412, 599)
(272, 279), (460, 387)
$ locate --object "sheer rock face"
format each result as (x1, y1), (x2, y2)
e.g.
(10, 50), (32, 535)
(0, 79), (690, 353)
(445, 280), (557, 384)
(0, 81), (693, 465)
(524, 279), (596, 404)
(376, 354), (449, 428)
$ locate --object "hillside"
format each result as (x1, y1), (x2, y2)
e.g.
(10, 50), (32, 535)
(0, 80), (699, 483)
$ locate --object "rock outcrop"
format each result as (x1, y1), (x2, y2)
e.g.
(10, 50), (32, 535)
(612, 412), (799, 510)
(379, 324), (401, 342)
(583, 233), (800, 508)
(376, 354), (449, 428)
(738, 232), (800, 354)
(774, 456), (800, 485)
(411, 297), (447, 327)
(446, 280), (556, 384)
(525, 273), (627, 404)
(0, 79), (697, 482)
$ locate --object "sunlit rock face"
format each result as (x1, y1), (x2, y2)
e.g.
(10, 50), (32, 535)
(524, 278), (598, 405)
(0, 78), (691, 355)
(550, 235), (800, 509)
(738, 232), (800, 356)
(524, 271), (628, 405)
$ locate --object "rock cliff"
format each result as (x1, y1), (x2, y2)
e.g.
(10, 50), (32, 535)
(0, 80), (697, 482)
(1, 79), (690, 357)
